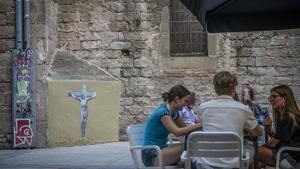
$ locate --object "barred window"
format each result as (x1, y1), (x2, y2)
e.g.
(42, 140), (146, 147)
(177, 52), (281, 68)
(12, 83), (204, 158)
(170, 0), (207, 57)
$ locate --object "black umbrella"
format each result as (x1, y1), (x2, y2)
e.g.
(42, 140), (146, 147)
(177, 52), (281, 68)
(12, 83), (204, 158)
(180, 0), (300, 33)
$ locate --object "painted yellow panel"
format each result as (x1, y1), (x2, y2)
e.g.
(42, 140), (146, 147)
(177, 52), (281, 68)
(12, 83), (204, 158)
(47, 80), (121, 147)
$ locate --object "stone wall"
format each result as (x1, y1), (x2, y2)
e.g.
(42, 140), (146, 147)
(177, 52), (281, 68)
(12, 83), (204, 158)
(219, 31), (300, 106)
(50, 0), (300, 140)
(0, 0), (17, 149)
(0, 0), (299, 148)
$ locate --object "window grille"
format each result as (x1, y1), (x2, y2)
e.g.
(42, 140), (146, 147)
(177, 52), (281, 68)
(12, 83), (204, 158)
(170, 0), (207, 56)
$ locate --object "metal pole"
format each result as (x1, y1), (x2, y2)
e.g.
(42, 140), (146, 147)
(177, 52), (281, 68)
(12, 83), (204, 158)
(24, 0), (30, 49)
(12, 0), (24, 148)
(16, 0), (23, 49)
(24, 0), (37, 147)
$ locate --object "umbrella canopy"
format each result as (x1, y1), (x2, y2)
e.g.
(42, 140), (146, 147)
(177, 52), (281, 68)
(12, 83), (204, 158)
(180, 0), (300, 33)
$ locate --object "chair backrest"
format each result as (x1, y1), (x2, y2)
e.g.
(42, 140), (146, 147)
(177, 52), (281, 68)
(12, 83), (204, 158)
(186, 131), (243, 168)
(127, 124), (146, 146)
(127, 124), (183, 169)
(276, 146), (300, 169)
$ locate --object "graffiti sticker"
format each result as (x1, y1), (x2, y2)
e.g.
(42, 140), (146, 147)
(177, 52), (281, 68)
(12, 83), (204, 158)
(15, 97), (32, 118)
(14, 51), (31, 81)
(17, 81), (29, 96)
(14, 119), (33, 147)
(14, 52), (31, 66)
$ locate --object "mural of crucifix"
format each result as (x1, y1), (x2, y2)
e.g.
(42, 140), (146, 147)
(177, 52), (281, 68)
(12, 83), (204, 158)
(69, 84), (96, 137)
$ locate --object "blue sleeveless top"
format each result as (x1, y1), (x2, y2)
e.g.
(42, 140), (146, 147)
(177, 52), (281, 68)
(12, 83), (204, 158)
(143, 104), (179, 149)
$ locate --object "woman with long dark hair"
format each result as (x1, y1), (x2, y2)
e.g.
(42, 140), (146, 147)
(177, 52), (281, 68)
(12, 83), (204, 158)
(258, 85), (300, 167)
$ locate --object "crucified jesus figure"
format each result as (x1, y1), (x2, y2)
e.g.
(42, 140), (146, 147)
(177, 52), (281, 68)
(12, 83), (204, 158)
(69, 84), (96, 137)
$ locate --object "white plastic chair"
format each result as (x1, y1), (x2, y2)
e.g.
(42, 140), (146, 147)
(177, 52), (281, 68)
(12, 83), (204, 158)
(127, 124), (183, 169)
(181, 131), (250, 169)
(275, 146), (300, 169)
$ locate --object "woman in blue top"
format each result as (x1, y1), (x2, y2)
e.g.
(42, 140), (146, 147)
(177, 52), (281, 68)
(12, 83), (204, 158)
(142, 85), (202, 167)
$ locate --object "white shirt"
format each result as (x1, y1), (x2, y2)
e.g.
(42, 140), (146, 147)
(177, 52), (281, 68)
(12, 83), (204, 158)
(195, 95), (258, 168)
(178, 106), (198, 125)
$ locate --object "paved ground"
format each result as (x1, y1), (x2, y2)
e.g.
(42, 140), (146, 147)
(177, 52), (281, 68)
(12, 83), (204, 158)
(0, 142), (134, 169)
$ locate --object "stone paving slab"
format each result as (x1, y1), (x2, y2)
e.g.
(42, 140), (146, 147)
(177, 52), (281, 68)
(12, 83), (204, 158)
(0, 142), (134, 169)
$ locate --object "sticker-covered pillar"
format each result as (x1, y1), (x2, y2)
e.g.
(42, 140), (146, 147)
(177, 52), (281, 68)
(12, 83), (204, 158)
(11, 0), (36, 148)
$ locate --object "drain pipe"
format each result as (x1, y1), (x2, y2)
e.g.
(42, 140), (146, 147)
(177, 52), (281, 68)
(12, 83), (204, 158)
(11, 0), (22, 149)
(24, 0), (37, 147)
(16, 0), (22, 49)
(24, 0), (30, 49)
(24, 0), (37, 148)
